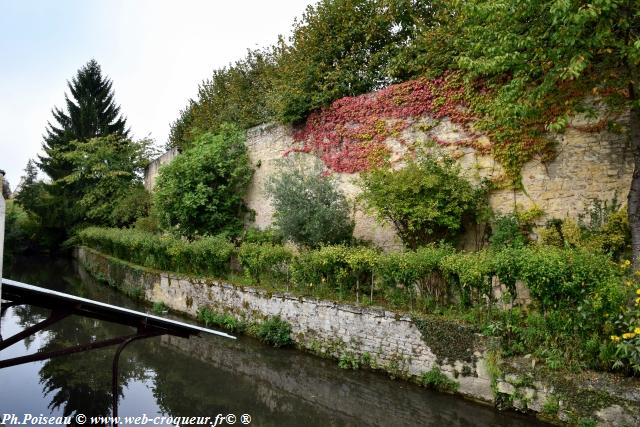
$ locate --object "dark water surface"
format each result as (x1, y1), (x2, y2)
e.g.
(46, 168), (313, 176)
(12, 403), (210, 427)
(0, 258), (547, 426)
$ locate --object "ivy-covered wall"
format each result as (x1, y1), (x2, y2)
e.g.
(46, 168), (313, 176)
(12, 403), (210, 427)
(146, 106), (632, 250)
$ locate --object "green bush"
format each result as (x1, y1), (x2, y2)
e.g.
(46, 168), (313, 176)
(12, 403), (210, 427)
(237, 242), (294, 284)
(267, 161), (354, 248)
(440, 250), (494, 306)
(77, 227), (233, 277)
(489, 214), (528, 249)
(541, 200), (631, 261)
(376, 245), (452, 303)
(198, 307), (245, 333)
(154, 125), (253, 238)
(359, 152), (486, 249)
(421, 367), (459, 393)
(257, 316), (293, 348)
(242, 227), (284, 245)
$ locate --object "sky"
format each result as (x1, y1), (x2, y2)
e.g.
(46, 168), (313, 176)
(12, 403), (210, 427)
(0, 0), (314, 188)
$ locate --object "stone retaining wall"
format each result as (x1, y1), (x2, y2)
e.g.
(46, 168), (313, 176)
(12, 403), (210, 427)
(76, 246), (640, 426)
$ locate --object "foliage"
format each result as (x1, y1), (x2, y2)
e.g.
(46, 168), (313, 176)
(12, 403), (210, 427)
(288, 74), (474, 173)
(376, 245), (452, 303)
(256, 316), (293, 348)
(270, 0), (436, 123)
(440, 250), (494, 306)
(168, 50), (275, 150)
(79, 225), (636, 375)
(241, 227), (284, 245)
(152, 301), (168, 315)
(59, 135), (155, 227)
(360, 151), (486, 248)
(237, 242), (293, 284)
(610, 285), (640, 375)
(421, 367), (459, 393)
(154, 125), (253, 238)
(490, 216), (527, 249)
(77, 227), (234, 277)
(266, 160), (354, 248)
(3, 201), (40, 263)
(198, 307), (245, 333)
(39, 59), (129, 180)
(540, 198), (631, 261)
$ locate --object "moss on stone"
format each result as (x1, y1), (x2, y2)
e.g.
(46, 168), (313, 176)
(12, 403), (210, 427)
(412, 315), (477, 363)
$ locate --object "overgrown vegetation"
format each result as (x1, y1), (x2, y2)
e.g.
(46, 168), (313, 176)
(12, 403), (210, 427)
(359, 150), (488, 248)
(421, 367), (459, 393)
(78, 217), (638, 374)
(153, 124), (252, 238)
(266, 160), (354, 248)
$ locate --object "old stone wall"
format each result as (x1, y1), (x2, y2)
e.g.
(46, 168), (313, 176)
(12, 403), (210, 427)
(76, 246), (640, 426)
(146, 112), (632, 249)
(143, 147), (179, 192)
(76, 246), (492, 402)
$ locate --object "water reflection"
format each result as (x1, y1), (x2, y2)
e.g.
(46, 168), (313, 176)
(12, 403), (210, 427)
(1, 258), (547, 426)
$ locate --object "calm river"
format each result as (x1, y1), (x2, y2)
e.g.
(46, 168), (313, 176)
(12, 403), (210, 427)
(0, 258), (547, 426)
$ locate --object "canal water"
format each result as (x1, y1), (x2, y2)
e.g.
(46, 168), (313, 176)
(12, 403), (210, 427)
(0, 258), (547, 426)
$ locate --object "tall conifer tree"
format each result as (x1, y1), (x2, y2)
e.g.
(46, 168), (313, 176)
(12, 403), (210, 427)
(39, 59), (129, 179)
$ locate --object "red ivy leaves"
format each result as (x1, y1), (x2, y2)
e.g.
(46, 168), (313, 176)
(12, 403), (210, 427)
(287, 74), (474, 173)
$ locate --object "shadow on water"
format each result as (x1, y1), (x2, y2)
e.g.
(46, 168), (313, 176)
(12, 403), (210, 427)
(1, 257), (549, 426)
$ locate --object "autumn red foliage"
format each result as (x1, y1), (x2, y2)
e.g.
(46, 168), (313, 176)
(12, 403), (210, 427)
(288, 74), (475, 173)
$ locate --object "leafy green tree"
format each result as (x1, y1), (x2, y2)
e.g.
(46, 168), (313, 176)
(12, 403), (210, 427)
(266, 160), (354, 248)
(168, 50), (275, 150)
(444, 0), (640, 263)
(359, 152), (485, 249)
(39, 59), (129, 180)
(154, 125), (253, 238)
(60, 135), (154, 227)
(270, 0), (436, 123)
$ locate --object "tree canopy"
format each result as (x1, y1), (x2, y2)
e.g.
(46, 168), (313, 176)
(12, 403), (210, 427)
(39, 59), (129, 180)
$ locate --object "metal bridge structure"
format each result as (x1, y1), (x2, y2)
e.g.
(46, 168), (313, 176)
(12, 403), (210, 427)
(0, 174), (235, 425)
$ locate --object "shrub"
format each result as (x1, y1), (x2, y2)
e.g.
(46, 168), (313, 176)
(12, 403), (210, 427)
(291, 245), (352, 293)
(77, 227), (233, 277)
(421, 367), (459, 393)
(242, 227), (284, 245)
(266, 160), (354, 248)
(440, 250), (494, 306)
(154, 125), (252, 238)
(376, 245), (452, 303)
(540, 198), (631, 261)
(359, 152), (486, 249)
(490, 215), (527, 249)
(198, 307), (245, 333)
(257, 316), (293, 348)
(237, 242), (294, 284)
(610, 286), (640, 375)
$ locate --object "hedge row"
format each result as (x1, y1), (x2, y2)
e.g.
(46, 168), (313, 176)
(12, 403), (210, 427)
(77, 227), (626, 314)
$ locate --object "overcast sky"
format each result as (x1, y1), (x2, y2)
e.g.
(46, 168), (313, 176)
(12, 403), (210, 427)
(0, 0), (314, 188)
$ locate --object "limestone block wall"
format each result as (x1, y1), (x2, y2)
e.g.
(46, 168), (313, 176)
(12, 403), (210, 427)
(77, 246), (493, 403)
(76, 246), (640, 425)
(145, 112), (632, 249)
(144, 147), (179, 191)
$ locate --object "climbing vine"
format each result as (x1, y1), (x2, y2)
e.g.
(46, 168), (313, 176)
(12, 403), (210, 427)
(288, 73), (475, 173)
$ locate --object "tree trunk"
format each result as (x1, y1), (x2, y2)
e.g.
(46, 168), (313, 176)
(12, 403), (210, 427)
(628, 103), (640, 268)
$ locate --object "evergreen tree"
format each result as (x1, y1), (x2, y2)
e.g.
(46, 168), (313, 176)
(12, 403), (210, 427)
(39, 59), (129, 180)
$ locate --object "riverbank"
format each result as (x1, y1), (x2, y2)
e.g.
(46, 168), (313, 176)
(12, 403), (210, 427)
(75, 246), (640, 426)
